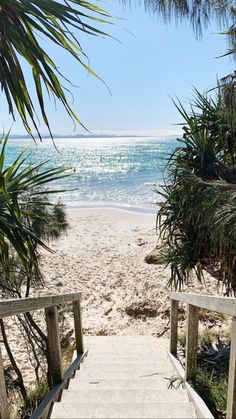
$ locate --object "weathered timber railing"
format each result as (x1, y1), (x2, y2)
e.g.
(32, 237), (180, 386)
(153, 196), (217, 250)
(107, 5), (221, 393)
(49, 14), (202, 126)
(0, 292), (84, 419)
(169, 292), (236, 419)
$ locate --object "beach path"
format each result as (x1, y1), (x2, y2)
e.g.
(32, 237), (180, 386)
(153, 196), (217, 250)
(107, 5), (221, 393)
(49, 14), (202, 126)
(39, 208), (218, 338)
(51, 336), (196, 418)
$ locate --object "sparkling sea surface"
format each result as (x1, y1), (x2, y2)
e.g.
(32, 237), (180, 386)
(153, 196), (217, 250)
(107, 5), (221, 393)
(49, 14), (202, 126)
(5, 136), (178, 212)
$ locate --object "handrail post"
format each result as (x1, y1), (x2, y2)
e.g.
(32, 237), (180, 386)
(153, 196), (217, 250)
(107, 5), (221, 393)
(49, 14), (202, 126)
(73, 299), (84, 355)
(185, 304), (199, 381)
(45, 305), (63, 386)
(226, 316), (236, 419)
(170, 299), (178, 356)
(0, 343), (8, 418)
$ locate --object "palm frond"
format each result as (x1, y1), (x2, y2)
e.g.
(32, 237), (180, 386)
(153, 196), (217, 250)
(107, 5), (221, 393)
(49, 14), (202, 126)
(0, 0), (112, 138)
(0, 133), (70, 278)
(128, 0), (232, 37)
(158, 88), (236, 295)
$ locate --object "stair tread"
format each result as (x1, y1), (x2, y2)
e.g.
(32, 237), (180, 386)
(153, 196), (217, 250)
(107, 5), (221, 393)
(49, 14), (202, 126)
(81, 362), (173, 369)
(60, 388), (189, 403)
(51, 401), (195, 418)
(74, 369), (175, 380)
(84, 337), (169, 353)
(68, 377), (180, 391)
(82, 357), (168, 360)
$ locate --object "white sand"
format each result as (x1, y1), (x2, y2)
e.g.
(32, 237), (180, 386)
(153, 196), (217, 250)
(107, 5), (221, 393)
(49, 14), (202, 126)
(2, 207), (227, 387)
(39, 207), (221, 336)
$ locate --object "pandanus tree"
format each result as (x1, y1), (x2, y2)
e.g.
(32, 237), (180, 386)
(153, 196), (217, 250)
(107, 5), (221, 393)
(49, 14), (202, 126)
(158, 86), (236, 295)
(141, 0), (235, 46)
(0, 0), (111, 138)
(0, 135), (71, 406)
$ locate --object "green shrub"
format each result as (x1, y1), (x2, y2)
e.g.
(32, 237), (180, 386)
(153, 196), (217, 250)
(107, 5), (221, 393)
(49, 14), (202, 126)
(194, 369), (227, 418)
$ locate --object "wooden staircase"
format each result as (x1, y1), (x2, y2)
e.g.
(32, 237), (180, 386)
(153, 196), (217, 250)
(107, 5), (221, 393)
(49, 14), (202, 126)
(0, 292), (235, 418)
(51, 336), (196, 418)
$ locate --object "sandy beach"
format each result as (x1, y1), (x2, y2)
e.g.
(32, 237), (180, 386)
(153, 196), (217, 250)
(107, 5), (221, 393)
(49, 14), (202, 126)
(2, 207), (228, 387)
(39, 207), (222, 336)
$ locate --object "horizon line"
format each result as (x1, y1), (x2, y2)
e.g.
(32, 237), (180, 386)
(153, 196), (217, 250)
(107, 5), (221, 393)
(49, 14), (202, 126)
(6, 129), (182, 139)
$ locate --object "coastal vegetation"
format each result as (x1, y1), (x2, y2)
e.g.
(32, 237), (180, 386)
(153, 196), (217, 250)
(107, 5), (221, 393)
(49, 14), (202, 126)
(0, 0), (111, 138)
(141, 0), (235, 54)
(178, 329), (230, 418)
(158, 86), (236, 295)
(0, 135), (72, 415)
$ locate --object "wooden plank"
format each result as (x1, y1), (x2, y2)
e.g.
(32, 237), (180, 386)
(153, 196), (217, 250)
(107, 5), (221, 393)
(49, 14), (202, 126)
(0, 292), (82, 318)
(30, 351), (88, 419)
(185, 304), (199, 381)
(73, 299), (84, 355)
(170, 299), (178, 356)
(0, 344), (8, 419)
(167, 352), (214, 419)
(45, 306), (63, 386)
(169, 292), (236, 317)
(226, 317), (236, 419)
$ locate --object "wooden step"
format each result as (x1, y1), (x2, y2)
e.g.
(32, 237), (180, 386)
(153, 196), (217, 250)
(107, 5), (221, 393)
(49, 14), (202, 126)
(51, 401), (195, 418)
(80, 362), (175, 373)
(74, 368), (175, 381)
(68, 377), (179, 390)
(60, 388), (189, 403)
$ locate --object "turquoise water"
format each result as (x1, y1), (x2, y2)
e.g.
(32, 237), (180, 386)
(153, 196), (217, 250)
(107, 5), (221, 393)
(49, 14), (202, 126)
(6, 136), (178, 212)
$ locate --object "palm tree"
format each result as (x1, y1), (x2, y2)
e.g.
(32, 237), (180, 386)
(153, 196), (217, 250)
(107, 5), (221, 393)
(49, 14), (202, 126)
(158, 87), (236, 295)
(0, 0), (111, 138)
(0, 133), (72, 406)
(0, 133), (70, 277)
(140, 0), (235, 41)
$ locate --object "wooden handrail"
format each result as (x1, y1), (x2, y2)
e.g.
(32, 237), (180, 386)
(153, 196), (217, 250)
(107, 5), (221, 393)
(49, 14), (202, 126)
(31, 351), (88, 419)
(0, 292), (82, 318)
(169, 292), (236, 316)
(169, 292), (236, 419)
(0, 292), (84, 418)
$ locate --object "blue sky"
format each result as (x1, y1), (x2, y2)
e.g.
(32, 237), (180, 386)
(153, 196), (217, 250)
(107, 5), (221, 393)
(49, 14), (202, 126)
(1, 1), (233, 136)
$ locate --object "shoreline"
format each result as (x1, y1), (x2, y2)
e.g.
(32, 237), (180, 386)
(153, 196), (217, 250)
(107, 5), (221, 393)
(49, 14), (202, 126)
(64, 203), (158, 215)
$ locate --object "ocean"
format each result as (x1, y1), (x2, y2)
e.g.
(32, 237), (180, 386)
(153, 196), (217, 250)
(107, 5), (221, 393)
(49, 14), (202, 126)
(6, 136), (178, 212)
